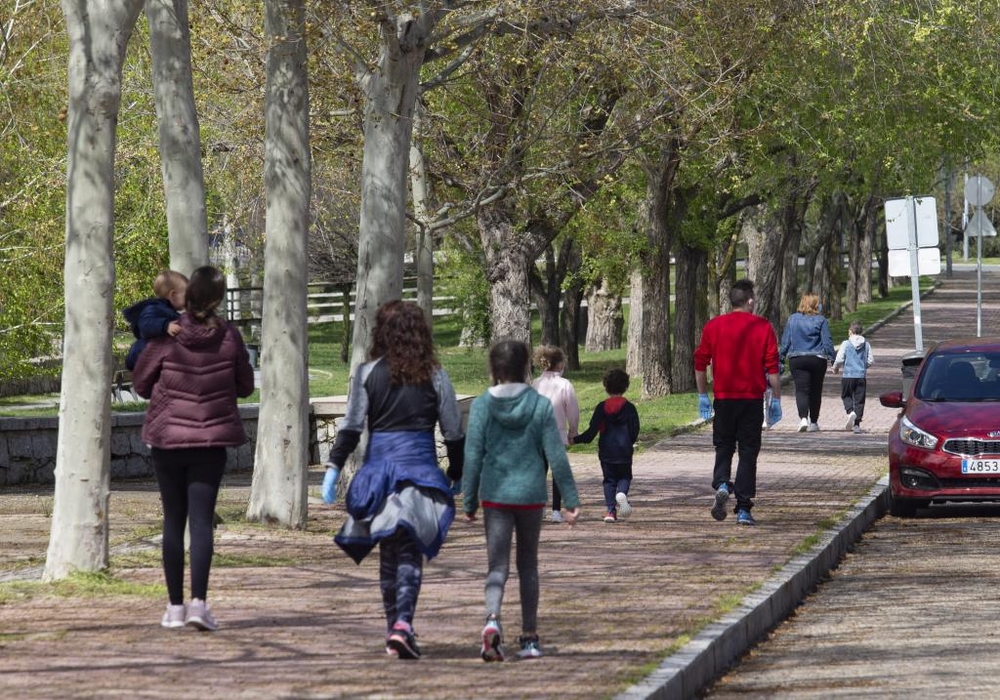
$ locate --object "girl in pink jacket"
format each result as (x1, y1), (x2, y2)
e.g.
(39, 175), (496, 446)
(531, 346), (580, 523)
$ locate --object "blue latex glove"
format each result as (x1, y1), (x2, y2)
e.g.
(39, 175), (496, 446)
(322, 465), (340, 504)
(767, 398), (783, 426)
(698, 393), (713, 421)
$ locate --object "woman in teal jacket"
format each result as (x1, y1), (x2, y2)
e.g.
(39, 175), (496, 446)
(463, 339), (580, 663)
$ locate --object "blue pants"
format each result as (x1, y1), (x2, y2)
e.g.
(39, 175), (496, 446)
(601, 461), (632, 511)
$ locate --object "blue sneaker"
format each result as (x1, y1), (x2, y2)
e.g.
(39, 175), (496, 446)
(711, 484), (730, 521)
(736, 509), (757, 526)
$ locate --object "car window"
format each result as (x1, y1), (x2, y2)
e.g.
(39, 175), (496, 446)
(916, 352), (1000, 401)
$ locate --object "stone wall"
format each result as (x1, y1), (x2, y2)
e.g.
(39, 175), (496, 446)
(0, 396), (473, 488)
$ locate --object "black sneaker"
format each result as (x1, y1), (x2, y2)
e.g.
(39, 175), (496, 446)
(518, 635), (542, 659)
(736, 509), (757, 526)
(386, 621), (421, 660)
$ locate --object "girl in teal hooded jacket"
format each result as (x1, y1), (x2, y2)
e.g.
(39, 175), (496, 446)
(463, 339), (580, 662)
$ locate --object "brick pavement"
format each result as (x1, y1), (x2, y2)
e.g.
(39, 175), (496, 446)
(0, 270), (988, 699)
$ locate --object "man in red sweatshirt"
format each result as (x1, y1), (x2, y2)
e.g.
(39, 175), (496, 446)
(694, 279), (782, 526)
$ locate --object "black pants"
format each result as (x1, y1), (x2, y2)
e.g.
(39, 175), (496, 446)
(789, 355), (829, 423)
(712, 398), (763, 513)
(152, 447), (226, 605)
(543, 456), (562, 511)
(840, 378), (868, 424)
(379, 530), (423, 632)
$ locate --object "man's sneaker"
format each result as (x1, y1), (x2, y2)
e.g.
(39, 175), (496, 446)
(185, 599), (218, 631)
(711, 483), (730, 521)
(615, 492), (632, 519)
(386, 621), (422, 660)
(736, 509), (757, 526)
(550, 510), (565, 523)
(161, 604), (186, 629)
(481, 616), (505, 662)
(798, 417), (809, 432)
(807, 422), (820, 432)
(603, 510), (617, 523)
(518, 635), (543, 659)
(852, 424), (862, 434)
(845, 411), (857, 431)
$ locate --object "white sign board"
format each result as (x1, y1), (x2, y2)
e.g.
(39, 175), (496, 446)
(885, 196), (939, 249)
(888, 248), (942, 277)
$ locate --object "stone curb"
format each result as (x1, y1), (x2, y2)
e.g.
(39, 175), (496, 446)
(615, 475), (889, 700)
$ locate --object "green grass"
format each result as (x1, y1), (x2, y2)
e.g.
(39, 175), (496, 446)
(0, 570), (165, 604)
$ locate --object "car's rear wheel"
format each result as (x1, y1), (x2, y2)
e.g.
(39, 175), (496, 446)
(888, 493), (928, 517)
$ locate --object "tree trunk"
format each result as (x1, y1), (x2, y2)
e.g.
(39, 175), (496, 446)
(585, 278), (623, 352)
(45, 0), (144, 581)
(350, 14), (431, 369)
(672, 242), (705, 393)
(858, 194), (878, 304)
(560, 240), (583, 370)
(410, 104), (433, 324)
(626, 269), (643, 377)
(146, 0), (207, 276)
(744, 205), (785, 330)
(531, 245), (561, 346)
(247, 0), (311, 529)
(479, 202), (533, 343)
(638, 142), (680, 398)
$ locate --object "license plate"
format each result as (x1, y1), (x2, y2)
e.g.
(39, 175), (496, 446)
(962, 458), (1000, 473)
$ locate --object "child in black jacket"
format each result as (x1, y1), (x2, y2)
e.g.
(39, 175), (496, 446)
(573, 369), (640, 522)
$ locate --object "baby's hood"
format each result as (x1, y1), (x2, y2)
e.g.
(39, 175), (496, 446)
(849, 334), (867, 350)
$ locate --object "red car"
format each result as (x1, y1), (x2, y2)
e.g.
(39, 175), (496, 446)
(879, 337), (1000, 517)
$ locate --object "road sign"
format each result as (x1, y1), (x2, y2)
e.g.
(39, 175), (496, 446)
(965, 208), (996, 237)
(965, 175), (995, 207)
(885, 196), (939, 249)
(888, 248), (941, 277)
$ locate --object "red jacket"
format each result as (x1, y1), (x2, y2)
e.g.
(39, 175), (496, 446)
(694, 310), (779, 400)
(133, 314), (255, 449)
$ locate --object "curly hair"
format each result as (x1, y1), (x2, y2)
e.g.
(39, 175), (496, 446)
(533, 344), (565, 372)
(369, 300), (438, 385)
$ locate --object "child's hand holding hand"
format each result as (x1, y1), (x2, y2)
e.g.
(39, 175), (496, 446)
(464, 511), (477, 524)
(562, 508), (580, 528)
(167, 321), (181, 336)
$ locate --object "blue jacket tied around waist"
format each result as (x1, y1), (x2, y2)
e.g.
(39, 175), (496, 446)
(335, 431), (455, 565)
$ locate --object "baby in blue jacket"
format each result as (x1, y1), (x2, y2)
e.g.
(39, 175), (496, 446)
(123, 270), (188, 370)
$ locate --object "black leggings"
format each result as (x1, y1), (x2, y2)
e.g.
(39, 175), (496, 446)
(789, 355), (829, 423)
(152, 447), (226, 605)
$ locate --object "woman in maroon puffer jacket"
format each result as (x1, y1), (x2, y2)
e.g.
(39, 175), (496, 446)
(133, 265), (255, 632)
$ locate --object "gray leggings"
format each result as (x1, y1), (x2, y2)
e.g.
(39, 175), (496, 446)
(483, 507), (543, 633)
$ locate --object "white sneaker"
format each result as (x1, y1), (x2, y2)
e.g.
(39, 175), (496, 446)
(798, 417), (809, 432)
(807, 422), (819, 432)
(845, 411), (857, 431)
(185, 599), (218, 631)
(615, 492), (632, 519)
(161, 604), (186, 629)
(550, 510), (565, 523)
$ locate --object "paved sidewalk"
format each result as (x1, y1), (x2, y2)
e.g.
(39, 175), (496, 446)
(0, 271), (987, 699)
